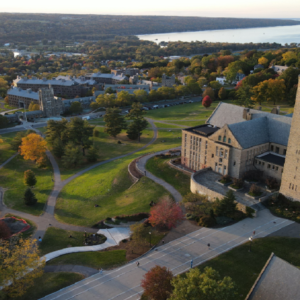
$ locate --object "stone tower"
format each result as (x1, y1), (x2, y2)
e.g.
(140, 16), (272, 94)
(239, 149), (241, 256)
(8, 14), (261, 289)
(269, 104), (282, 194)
(39, 85), (63, 117)
(280, 76), (300, 201)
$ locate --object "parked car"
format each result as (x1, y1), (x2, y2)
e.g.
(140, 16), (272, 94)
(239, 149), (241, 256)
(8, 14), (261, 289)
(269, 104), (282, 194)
(189, 100), (193, 103)
(142, 107), (149, 110)
(153, 105), (159, 109)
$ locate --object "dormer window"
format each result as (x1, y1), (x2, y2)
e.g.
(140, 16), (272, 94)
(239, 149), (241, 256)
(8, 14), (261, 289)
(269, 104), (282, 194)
(218, 136), (221, 141)
(228, 138), (231, 144)
(223, 136), (226, 142)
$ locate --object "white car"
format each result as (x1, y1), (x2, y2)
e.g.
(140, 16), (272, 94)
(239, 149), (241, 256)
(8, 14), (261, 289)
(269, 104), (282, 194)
(152, 105), (159, 109)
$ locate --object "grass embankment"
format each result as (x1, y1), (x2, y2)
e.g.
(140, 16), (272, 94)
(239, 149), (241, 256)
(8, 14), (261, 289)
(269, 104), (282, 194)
(153, 122), (185, 129)
(55, 155), (171, 227)
(39, 227), (105, 256)
(146, 156), (190, 196)
(197, 237), (300, 299)
(9, 272), (84, 300)
(47, 250), (127, 269)
(57, 127), (154, 180)
(0, 132), (17, 164)
(0, 155), (53, 215)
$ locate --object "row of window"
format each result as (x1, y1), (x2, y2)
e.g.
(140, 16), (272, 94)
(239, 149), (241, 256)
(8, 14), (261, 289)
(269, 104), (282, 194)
(218, 136), (231, 144)
(271, 145), (286, 155)
(216, 147), (228, 158)
(289, 183), (298, 191)
(255, 160), (281, 172)
(215, 163), (227, 175)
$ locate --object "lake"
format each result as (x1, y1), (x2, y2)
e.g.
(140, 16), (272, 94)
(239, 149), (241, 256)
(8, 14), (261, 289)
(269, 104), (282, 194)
(137, 24), (300, 45)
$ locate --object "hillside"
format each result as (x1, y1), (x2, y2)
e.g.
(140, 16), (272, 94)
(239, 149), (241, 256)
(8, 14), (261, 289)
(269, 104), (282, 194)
(1, 13), (300, 43)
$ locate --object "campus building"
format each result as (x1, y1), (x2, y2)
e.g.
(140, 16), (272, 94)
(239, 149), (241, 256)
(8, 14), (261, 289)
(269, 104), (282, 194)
(111, 68), (140, 76)
(162, 74), (175, 87)
(84, 72), (126, 84)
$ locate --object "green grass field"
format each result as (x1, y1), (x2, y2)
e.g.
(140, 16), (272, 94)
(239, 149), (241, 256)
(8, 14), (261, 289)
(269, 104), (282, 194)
(0, 155), (54, 215)
(8, 272), (84, 300)
(146, 156), (191, 196)
(47, 250), (127, 269)
(55, 155), (171, 226)
(0, 132), (17, 164)
(197, 237), (300, 299)
(153, 122), (185, 129)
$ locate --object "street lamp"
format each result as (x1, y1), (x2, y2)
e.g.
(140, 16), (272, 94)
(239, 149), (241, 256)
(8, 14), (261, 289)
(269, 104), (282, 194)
(248, 236), (253, 252)
(149, 232), (152, 247)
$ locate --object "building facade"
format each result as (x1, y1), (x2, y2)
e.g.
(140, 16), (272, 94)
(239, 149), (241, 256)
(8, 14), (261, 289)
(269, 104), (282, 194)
(162, 74), (175, 87)
(39, 87), (63, 117)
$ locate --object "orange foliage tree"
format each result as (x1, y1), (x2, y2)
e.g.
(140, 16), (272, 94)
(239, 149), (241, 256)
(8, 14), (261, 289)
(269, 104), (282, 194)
(141, 266), (173, 300)
(19, 133), (47, 164)
(148, 198), (184, 230)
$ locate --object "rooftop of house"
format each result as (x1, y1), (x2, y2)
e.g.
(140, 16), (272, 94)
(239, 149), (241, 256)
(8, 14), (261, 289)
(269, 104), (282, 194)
(14, 76), (78, 87)
(246, 253), (300, 300)
(7, 87), (39, 100)
(257, 152), (286, 166)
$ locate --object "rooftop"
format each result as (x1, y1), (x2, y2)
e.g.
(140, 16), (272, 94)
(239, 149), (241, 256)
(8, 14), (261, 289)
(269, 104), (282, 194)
(257, 152), (286, 167)
(7, 87), (39, 100)
(184, 124), (219, 137)
(14, 76), (78, 87)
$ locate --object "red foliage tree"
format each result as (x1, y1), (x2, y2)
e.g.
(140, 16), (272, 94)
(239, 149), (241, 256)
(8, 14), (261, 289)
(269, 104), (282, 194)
(141, 265), (173, 300)
(0, 221), (11, 239)
(202, 95), (212, 108)
(148, 198), (184, 230)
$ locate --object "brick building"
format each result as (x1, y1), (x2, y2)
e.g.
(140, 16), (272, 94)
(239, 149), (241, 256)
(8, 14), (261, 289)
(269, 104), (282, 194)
(13, 76), (82, 98)
(181, 103), (291, 181)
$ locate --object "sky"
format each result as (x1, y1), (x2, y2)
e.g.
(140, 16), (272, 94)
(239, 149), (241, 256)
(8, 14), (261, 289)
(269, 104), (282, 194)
(1, 0), (300, 18)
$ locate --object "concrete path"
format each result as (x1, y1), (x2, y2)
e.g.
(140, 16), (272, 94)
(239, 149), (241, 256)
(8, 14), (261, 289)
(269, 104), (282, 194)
(44, 265), (99, 277)
(136, 147), (182, 203)
(41, 208), (294, 300)
(0, 108), (20, 115)
(0, 152), (18, 170)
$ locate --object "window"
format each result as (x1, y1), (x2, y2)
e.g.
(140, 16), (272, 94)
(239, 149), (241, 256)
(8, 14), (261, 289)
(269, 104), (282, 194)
(223, 166), (227, 175)
(275, 147), (279, 154)
(267, 164), (271, 169)
(272, 165), (275, 170)
(255, 160), (258, 164)
(216, 147), (219, 156)
(271, 145), (274, 151)
(212, 154), (214, 158)
(223, 136), (226, 143)
(220, 148), (224, 157)
(184, 149), (186, 156)
(275, 166), (278, 171)
(233, 161), (236, 166)
(262, 162), (265, 166)
(218, 135), (221, 141)
(219, 158), (223, 163)
(228, 138), (231, 144)
(225, 150), (228, 159)
(284, 149), (287, 155)
(215, 163), (218, 172)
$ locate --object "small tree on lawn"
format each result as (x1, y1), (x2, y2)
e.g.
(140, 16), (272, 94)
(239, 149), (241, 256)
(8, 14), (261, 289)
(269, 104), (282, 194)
(86, 146), (99, 162)
(148, 197), (184, 230)
(24, 170), (37, 187)
(215, 190), (237, 216)
(0, 221), (11, 239)
(169, 267), (237, 300)
(24, 188), (38, 206)
(104, 107), (127, 138)
(202, 95), (212, 108)
(141, 266), (173, 300)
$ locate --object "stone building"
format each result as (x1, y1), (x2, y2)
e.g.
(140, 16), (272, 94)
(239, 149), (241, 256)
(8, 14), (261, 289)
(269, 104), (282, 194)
(181, 102), (291, 181)
(111, 68), (139, 76)
(84, 72), (126, 85)
(279, 77), (300, 201)
(7, 87), (39, 107)
(39, 87), (63, 117)
(162, 74), (175, 87)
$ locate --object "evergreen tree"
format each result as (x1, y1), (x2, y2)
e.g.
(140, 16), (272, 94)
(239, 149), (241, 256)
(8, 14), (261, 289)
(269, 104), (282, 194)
(86, 146), (99, 162)
(52, 138), (65, 158)
(24, 170), (37, 187)
(215, 190), (237, 216)
(104, 107), (127, 137)
(24, 188), (38, 206)
(126, 102), (148, 142)
(61, 143), (83, 168)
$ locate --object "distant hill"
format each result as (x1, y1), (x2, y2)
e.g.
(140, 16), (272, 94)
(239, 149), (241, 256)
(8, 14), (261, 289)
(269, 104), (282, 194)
(1, 13), (300, 43)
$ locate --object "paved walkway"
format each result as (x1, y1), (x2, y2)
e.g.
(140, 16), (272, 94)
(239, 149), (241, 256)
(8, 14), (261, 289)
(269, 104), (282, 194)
(41, 208), (293, 300)
(0, 152), (18, 170)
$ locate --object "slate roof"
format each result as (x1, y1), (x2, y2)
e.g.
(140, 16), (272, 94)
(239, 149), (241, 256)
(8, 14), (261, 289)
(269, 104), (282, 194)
(7, 87), (39, 100)
(56, 75), (96, 86)
(246, 254), (300, 300)
(89, 73), (126, 81)
(257, 153), (285, 166)
(14, 76), (78, 87)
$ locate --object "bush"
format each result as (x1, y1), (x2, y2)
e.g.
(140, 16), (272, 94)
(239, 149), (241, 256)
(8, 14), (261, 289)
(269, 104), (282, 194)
(198, 215), (216, 227)
(23, 188), (37, 206)
(227, 210), (245, 221)
(93, 128), (99, 137)
(246, 206), (255, 218)
(265, 177), (280, 190)
(24, 170), (37, 187)
(114, 213), (149, 222)
(249, 184), (262, 197)
(182, 193), (208, 203)
(220, 175), (231, 184)
(231, 178), (243, 189)
(215, 216), (233, 226)
(117, 140), (122, 144)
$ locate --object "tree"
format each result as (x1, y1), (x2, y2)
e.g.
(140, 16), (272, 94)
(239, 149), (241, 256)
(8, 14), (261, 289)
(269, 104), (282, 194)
(46, 118), (68, 145)
(66, 117), (94, 156)
(215, 190), (237, 217)
(24, 187), (38, 206)
(126, 102), (148, 142)
(104, 107), (127, 137)
(169, 267), (237, 300)
(105, 87), (116, 94)
(202, 87), (215, 101)
(209, 80), (222, 90)
(19, 133), (47, 164)
(187, 79), (202, 95)
(24, 170), (37, 187)
(141, 266), (173, 300)
(235, 84), (254, 108)
(86, 146), (99, 162)
(148, 197), (184, 230)
(28, 101), (40, 111)
(278, 67), (300, 91)
(0, 115), (8, 129)
(218, 87), (227, 100)
(52, 138), (65, 158)
(4, 96), (9, 105)
(0, 221), (11, 239)
(202, 95), (212, 108)
(61, 143), (83, 168)
(0, 237), (45, 298)
(69, 101), (83, 114)
(258, 57), (268, 66)
(133, 89), (148, 102)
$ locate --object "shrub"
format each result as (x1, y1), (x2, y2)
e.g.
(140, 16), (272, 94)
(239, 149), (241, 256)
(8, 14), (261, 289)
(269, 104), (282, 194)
(198, 215), (216, 227)
(227, 210), (245, 221)
(24, 188), (37, 206)
(114, 213), (150, 222)
(117, 140), (122, 144)
(249, 184), (262, 197)
(231, 178), (243, 189)
(265, 177), (280, 190)
(215, 216), (233, 226)
(215, 190), (237, 216)
(220, 175), (231, 184)
(246, 206), (255, 218)
(182, 193), (208, 203)
(24, 170), (37, 187)
(0, 221), (11, 239)
(93, 128), (99, 137)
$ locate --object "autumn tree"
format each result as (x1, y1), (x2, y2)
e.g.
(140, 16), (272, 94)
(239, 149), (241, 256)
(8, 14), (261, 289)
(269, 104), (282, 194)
(24, 169), (37, 187)
(0, 237), (45, 298)
(0, 221), (11, 239)
(104, 107), (127, 137)
(141, 266), (173, 300)
(235, 84), (254, 108)
(169, 267), (237, 300)
(149, 197), (184, 230)
(24, 187), (38, 206)
(218, 87), (227, 100)
(4, 96), (9, 105)
(202, 87), (215, 101)
(28, 101), (40, 111)
(202, 95), (212, 108)
(10, 130), (34, 151)
(19, 133), (47, 165)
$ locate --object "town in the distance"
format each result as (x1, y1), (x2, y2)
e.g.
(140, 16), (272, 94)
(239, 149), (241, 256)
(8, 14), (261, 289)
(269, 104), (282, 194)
(1, 12), (300, 300)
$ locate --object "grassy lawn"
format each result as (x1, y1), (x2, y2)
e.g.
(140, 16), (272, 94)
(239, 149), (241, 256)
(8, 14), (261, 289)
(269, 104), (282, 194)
(146, 156), (190, 196)
(37, 126), (47, 134)
(0, 155), (54, 215)
(47, 250), (127, 269)
(39, 227), (106, 256)
(56, 127), (154, 181)
(88, 118), (105, 126)
(55, 155), (171, 226)
(197, 237), (300, 299)
(0, 132), (17, 164)
(172, 120), (206, 127)
(153, 122), (185, 129)
(8, 272), (84, 300)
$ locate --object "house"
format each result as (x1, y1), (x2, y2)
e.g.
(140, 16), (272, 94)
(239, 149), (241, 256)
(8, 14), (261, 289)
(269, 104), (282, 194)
(216, 77), (226, 85)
